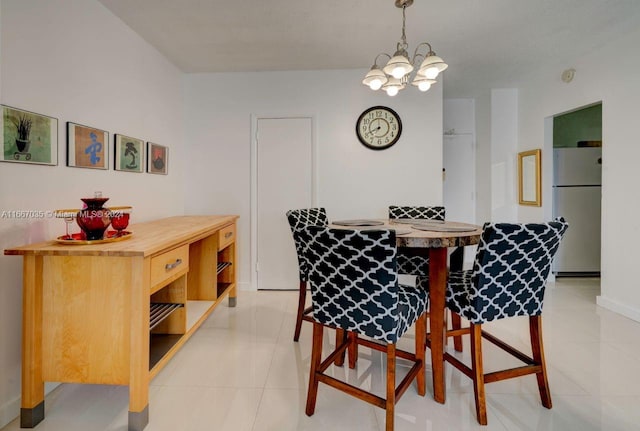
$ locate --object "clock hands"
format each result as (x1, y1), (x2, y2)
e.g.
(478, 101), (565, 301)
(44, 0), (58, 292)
(369, 118), (388, 137)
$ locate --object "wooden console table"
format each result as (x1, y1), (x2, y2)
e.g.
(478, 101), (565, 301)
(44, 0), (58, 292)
(4, 215), (238, 430)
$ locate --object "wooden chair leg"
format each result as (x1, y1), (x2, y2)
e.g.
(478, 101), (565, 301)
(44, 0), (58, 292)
(385, 343), (396, 431)
(451, 311), (463, 352)
(415, 313), (427, 396)
(530, 316), (552, 409)
(335, 329), (347, 366)
(470, 324), (487, 425)
(348, 332), (358, 369)
(294, 281), (306, 342)
(305, 322), (324, 416)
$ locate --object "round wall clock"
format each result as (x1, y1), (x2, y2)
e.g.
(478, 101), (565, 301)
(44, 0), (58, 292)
(356, 106), (402, 150)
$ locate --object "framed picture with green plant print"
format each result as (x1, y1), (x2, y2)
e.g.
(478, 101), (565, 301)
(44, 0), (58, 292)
(1, 105), (58, 165)
(146, 142), (168, 175)
(67, 122), (108, 169)
(114, 134), (144, 173)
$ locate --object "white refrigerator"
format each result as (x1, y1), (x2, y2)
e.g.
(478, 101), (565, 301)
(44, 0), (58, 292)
(552, 147), (602, 275)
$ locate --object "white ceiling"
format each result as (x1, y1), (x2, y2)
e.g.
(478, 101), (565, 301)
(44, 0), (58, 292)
(98, 0), (640, 97)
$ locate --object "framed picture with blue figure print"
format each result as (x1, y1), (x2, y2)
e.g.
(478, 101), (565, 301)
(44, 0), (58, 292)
(67, 122), (108, 169)
(114, 133), (144, 173)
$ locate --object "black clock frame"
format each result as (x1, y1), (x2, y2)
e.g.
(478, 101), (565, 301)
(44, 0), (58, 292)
(355, 106), (403, 150)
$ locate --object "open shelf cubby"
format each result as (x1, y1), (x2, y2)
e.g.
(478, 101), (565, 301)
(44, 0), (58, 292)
(150, 303), (184, 331)
(217, 261), (232, 274)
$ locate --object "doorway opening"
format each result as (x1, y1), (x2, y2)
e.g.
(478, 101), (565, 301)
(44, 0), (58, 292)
(551, 102), (602, 277)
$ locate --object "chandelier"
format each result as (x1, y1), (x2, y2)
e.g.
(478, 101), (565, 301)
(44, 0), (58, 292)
(362, 0), (448, 96)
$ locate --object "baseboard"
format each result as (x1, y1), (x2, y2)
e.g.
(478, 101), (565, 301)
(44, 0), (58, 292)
(0, 394), (20, 429)
(237, 281), (254, 291)
(597, 295), (640, 323)
(0, 383), (60, 429)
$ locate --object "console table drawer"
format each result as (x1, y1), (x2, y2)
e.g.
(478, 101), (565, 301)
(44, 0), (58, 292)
(218, 224), (236, 251)
(150, 245), (189, 289)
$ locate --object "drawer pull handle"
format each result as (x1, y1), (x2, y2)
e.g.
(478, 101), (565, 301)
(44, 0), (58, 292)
(165, 258), (183, 271)
(224, 232), (233, 239)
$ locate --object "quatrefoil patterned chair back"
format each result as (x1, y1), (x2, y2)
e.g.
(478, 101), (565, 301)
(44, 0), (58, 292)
(388, 205), (446, 221)
(388, 205), (445, 279)
(285, 208), (328, 282)
(303, 226), (427, 343)
(448, 218), (569, 323)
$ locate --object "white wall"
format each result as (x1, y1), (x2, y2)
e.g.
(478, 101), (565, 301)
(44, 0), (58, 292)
(474, 92), (492, 224)
(0, 0), (185, 426)
(183, 70), (444, 289)
(516, 26), (640, 322)
(491, 89), (519, 222)
(444, 99), (475, 135)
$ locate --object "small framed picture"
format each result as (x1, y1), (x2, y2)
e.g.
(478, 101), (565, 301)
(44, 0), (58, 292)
(114, 134), (144, 173)
(1, 105), (58, 165)
(147, 142), (168, 175)
(67, 122), (108, 169)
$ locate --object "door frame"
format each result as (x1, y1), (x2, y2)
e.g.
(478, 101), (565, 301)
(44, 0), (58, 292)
(250, 113), (318, 290)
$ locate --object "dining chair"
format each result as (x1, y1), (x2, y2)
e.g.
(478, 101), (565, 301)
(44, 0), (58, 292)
(388, 205), (445, 279)
(444, 219), (568, 425)
(285, 208), (328, 342)
(388, 205), (465, 351)
(303, 226), (428, 431)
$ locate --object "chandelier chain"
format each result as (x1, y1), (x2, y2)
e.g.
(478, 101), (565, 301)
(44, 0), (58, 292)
(399, 5), (408, 51)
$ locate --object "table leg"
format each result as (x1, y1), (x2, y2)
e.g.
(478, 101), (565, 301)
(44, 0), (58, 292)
(429, 247), (447, 404)
(229, 243), (237, 307)
(21, 255), (45, 428)
(129, 257), (150, 431)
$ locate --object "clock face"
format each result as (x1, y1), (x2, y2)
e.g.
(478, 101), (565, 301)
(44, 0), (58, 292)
(356, 106), (402, 150)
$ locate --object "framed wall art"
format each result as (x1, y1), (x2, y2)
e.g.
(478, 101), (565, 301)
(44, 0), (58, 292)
(1, 105), (58, 165)
(67, 122), (108, 169)
(114, 134), (144, 173)
(518, 149), (542, 206)
(146, 142), (168, 175)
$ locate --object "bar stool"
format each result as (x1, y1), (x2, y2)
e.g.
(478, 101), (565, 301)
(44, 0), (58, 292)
(303, 226), (429, 431)
(444, 219), (568, 425)
(285, 208), (328, 342)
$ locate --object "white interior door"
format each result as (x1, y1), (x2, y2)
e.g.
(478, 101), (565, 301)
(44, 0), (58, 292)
(444, 134), (476, 266)
(443, 134), (476, 223)
(256, 117), (313, 290)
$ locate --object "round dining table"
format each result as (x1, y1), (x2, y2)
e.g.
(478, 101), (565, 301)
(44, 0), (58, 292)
(330, 219), (482, 404)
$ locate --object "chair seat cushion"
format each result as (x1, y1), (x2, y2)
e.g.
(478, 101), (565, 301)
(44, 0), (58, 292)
(396, 283), (429, 341)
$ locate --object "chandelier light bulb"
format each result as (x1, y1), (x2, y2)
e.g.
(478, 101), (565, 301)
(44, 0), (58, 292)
(424, 67), (440, 79)
(383, 54), (413, 79)
(411, 77), (436, 92)
(417, 54), (448, 80)
(386, 86), (399, 96)
(369, 79), (384, 90)
(418, 81), (432, 92)
(362, 66), (388, 91)
(391, 67), (406, 79)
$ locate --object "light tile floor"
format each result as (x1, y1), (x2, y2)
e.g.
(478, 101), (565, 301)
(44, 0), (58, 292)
(3, 278), (640, 430)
